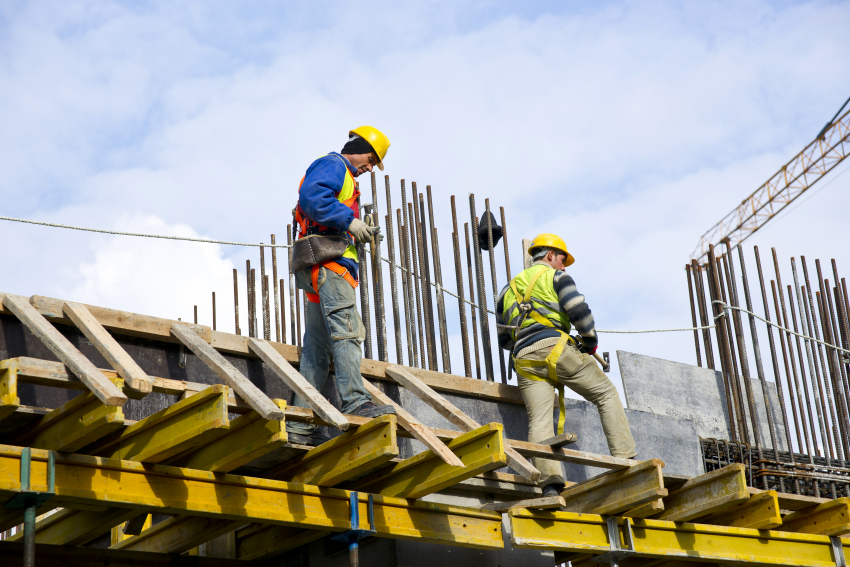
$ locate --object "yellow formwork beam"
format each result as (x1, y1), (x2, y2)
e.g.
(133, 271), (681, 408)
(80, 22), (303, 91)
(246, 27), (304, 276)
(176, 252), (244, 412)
(267, 414), (397, 486)
(698, 490), (782, 530)
(352, 423), (507, 499)
(169, 399), (287, 473)
(0, 360), (21, 421)
(509, 508), (848, 567)
(656, 463), (749, 522)
(111, 515), (250, 554)
(236, 524), (331, 560)
(782, 497), (850, 537)
(0, 444), (504, 550)
(8, 507), (141, 546)
(14, 375), (124, 453)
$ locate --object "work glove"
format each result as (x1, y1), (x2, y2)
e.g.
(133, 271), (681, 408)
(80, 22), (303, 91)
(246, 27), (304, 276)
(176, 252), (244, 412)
(348, 218), (373, 244)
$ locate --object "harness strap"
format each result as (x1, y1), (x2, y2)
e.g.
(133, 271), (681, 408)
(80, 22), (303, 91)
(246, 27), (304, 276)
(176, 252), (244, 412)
(508, 267), (552, 342)
(513, 332), (574, 435)
(305, 261), (359, 304)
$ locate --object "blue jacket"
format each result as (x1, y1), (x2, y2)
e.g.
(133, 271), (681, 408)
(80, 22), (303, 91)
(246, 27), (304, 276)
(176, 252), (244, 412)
(298, 152), (358, 277)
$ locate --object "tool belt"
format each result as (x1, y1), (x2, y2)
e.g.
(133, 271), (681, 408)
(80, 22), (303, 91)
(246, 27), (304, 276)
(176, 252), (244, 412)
(513, 332), (575, 436)
(290, 233), (350, 274)
(304, 261), (358, 304)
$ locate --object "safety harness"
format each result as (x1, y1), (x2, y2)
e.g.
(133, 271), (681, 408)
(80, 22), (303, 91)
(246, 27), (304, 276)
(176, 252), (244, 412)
(305, 261), (359, 304)
(507, 267), (575, 435)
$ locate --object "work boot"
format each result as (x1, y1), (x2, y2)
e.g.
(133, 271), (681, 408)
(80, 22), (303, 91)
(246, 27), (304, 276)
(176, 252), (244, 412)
(542, 484), (565, 498)
(349, 401), (396, 419)
(286, 430), (330, 447)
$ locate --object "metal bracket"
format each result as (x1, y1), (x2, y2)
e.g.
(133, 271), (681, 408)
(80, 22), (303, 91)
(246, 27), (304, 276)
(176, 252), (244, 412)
(602, 352), (610, 373)
(5, 447), (55, 509)
(831, 536), (847, 567)
(331, 492), (377, 542)
(591, 517), (637, 567)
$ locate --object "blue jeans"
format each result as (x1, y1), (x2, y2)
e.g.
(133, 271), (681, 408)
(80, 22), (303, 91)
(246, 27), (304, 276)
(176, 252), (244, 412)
(287, 265), (370, 434)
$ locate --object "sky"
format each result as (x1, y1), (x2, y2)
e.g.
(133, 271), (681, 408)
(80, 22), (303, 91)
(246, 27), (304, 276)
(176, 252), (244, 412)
(1, 0), (849, 412)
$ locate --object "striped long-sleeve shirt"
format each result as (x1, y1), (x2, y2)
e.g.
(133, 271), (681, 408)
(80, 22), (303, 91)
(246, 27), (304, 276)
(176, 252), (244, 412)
(496, 261), (598, 357)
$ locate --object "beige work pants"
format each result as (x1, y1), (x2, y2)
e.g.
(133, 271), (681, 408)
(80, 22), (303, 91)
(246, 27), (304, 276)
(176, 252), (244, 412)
(517, 341), (636, 487)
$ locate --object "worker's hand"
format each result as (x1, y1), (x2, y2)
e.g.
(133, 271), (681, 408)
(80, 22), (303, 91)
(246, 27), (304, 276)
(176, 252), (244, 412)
(348, 218), (373, 244)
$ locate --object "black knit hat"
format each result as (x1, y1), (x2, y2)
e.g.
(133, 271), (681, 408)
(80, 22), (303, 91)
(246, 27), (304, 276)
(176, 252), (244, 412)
(477, 210), (503, 251)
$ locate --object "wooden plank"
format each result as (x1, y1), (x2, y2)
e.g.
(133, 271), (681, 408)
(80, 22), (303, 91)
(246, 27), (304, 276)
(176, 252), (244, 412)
(171, 324), (283, 421)
(88, 384), (230, 463)
(236, 525), (331, 560)
(0, 445), (505, 550)
(112, 516), (251, 554)
(14, 377), (125, 452)
(8, 507), (142, 546)
(352, 423), (507, 499)
(506, 439), (638, 470)
(480, 495), (565, 512)
(782, 497), (850, 537)
(559, 459), (667, 515)
(656, 464), (749, 522)
(265, 414), (398, 486)
(623, 498), (665, 518)
(169, 399), (288, 473)
(697, 490), (782, 530)
(248, 337), (349, 430)
(1, 294), (127, 406)
(0, 360), (21, 422)
(386, 364), (540, 481)
(63, 301), (154, 398)
(363, 379), (464, 467)
(540, 432), (578, 447)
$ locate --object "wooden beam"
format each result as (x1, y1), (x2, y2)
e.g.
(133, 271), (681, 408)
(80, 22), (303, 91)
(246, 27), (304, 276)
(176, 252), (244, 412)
(782, 497), (850, 537)
(480, 495), (565, 512)
(623, 498), (665, 518)
(656, 464), (749, 522)
(248, 337), (349, 430)
(63, 301), (153, 398)
(235, 524), (330, 560)
(0, 445), (505, 550)
(0, 540), (246, 567)
(559, 459), (668, 515)
(505, 439), (638, 470)
(1, 294), (126, 406)
(363, 379), (464, 467)
(540, 432), (578, 447)
(266, 414), (397, 486)
(169, 399), (288, 473)
(352, 422), (507, 499)
(385, 364), (540, 481)
(13, 377), (125, 452)
(697, 490), (782, 530)
(170, 324), (283, 421)
(8, 507), (143, 546)
(87, 384), (229, 463)
(0, 360), (21, 422)
(112, 516), (251, 554)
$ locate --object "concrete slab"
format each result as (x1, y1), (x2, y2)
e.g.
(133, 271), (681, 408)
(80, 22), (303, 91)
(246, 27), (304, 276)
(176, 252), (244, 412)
(618, 350), (788, 451)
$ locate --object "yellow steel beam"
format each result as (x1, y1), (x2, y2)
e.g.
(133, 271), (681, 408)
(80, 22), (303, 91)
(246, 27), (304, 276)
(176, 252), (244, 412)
(656, 463), (749, 522)
(169, 399), (287, 473)
(111, 515), (250, 554)
(697, 490), (782, 530)
(0, 360), (20, 422)
(352, 423), (507, 499)
(509, 508), (849, 566)
(13, 376), (124, 453)
(782, 497), (850, 537)
(0, 444), (504, 550)
(88, 384), (229, 463)
(266, 414), (397, 486)
(8, 507), (142, 546)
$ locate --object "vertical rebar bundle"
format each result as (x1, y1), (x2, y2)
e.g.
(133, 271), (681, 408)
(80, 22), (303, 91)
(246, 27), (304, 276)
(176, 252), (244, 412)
(271, 234), (281, 342)
(233, 268), (241, 336)
(469, 194), (494, 382)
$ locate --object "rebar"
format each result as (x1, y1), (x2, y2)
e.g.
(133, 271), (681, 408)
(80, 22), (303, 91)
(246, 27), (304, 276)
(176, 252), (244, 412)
(418, 190), (439, 368)
(400, 181), (422, 368)
(251, 269), (258, 338)
(452, 197), (472, 378)
(370, 173), (388, 362)
(293, 267), (301, 347)
(262, 275), (271, 340)
(398, 213), (417, 367)
(427, 186), (451, 374)
(233, 268), (241, 336)
(408, 202), (427, 368)
(212, 292), (216, 331)
(384, 177), (403, 365)
(500, 206), (512, 281)
(246, 260), (253, 338)
(470, 194), (495, 382)
(465, 223), (482, 380)
(692, 260), (715, 369)
(715, 254), (749, 442)
(287, 225), (297, 346)
(485, 199), (506, 383)
(832, 263), (850, 424)
(412, 188), (436, 369)
(817, 262), (849, 459)
(271, 234), (281, 342)
(358, 240), (373, 361)
(194, 305), (198, 325)
(279, 278), (286, 344)
(686, 264), (703, 367)
(707, 245), (739, 442)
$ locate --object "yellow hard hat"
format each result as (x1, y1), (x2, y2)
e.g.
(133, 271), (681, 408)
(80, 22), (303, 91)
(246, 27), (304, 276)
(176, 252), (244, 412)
(529, 233), (575, 267)
(350, 126), (390, 171)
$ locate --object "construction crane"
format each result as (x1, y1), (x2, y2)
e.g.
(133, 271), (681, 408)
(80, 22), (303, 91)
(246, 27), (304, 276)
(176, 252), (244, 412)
(691, 99), (850, 261)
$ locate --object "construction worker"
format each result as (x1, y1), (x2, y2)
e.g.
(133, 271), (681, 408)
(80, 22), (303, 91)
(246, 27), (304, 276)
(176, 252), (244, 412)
(496, 234), (636, 496)
(287, 126), (396, 445)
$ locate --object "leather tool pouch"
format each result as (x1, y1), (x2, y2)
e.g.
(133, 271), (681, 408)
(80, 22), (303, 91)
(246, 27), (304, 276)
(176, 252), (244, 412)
(291, 234), (349, 273)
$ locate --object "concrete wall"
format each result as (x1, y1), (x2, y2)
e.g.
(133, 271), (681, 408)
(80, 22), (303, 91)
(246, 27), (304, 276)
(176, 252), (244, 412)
(618, 350), (789, 451)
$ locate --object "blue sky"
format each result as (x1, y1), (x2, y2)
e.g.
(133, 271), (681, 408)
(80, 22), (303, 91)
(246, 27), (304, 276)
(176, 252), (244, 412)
(1, 0), (849, 398)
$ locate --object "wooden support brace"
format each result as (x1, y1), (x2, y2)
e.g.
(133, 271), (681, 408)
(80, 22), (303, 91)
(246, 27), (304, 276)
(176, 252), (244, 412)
(480, 495), (565, 512)
(782, 497), (850, 537)
(88, 384), (230, 463)
(112, 515), (251, 554)
(266, 414), (398, 486)
(13, 376), (125, 452)
(697, 490), (782, 530)
(363, 379), (464, 467)
(63, 301), (154, 398)
(655, 463), (749, 522)
(236, 525), (331, 561)
(169, 399), (288, 473)
(0, 360), (21, 422)
(502, 439), (637, 470)
(170, 324), (284, 421)
(9, 507), (143, 546)
(386, 364), (540, 481)
(352, 422), (507, 499)
(540, 432), (578, 447)
(623, 498), (665, 518)
(248, 337), (349, 430)
(559, 459), (667, 516)
(1, 294), (127, 406)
